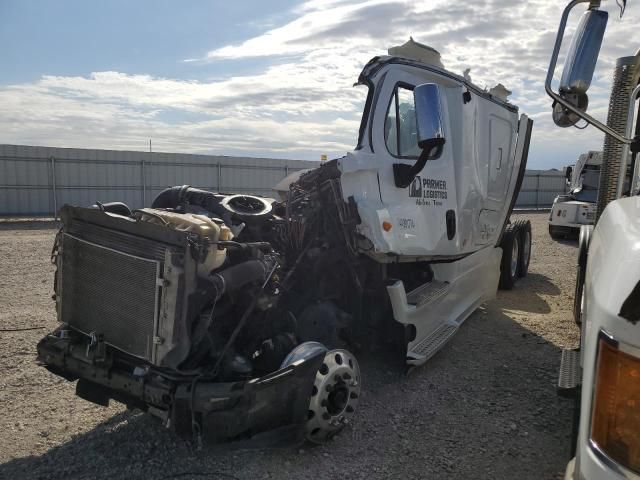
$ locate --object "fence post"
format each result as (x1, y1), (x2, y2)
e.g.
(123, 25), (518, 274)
(50, 156), (58, 221)
(141, 154), (147, 207)
(285, 165), (289, 177)
(535, 174), (540, 210)
(217, 163), (222, 192)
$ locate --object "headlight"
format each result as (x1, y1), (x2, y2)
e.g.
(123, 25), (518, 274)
(590, 332), (640, 474)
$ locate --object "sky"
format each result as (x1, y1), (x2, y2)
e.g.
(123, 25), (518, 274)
(0, 0), (637, 170)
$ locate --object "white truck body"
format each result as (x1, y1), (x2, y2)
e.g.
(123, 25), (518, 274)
(566, 198), (640, 479)
(36, 41), (534, 444)
(338, 54), (531, 364)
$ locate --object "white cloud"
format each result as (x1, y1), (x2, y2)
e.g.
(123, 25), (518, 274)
(0, 0), (638, 167)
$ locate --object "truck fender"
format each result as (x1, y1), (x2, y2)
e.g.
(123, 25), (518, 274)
(574, 225), (593, 325)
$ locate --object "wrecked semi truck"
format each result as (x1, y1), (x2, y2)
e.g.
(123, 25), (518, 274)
(37, 41), (533, 444)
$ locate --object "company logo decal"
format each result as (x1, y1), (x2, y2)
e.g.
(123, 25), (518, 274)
(409, 175), (448, 206)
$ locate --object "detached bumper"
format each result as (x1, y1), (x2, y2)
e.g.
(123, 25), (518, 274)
(37, 332), (323, 444)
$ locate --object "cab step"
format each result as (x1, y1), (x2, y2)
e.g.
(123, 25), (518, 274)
(407, 323), (457, 364)
(406, 280), (449, 307)
(558, 348), (581, 396)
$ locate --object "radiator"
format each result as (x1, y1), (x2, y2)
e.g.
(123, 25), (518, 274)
(60, 233), (162, 361)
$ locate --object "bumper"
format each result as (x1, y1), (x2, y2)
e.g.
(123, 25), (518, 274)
(37, 331), (323, 445)
(549, 224), (580, 238)
(549, 222), (582, 229)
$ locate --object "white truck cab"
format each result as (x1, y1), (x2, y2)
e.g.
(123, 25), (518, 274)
(338, 42), (533, 364)
(549, 151), (601, 239)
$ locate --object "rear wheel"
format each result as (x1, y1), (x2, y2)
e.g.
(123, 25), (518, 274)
(499, 225), (520, 290)
(549, 224), (564, 240)
(515, 220), (532, 277)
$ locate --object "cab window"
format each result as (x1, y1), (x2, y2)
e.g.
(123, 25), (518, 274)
(384, 85), (422, 158)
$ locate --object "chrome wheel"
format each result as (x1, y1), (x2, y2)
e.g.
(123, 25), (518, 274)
(510, 236), (519, 279)
(305, 349), (360, 443)
(522, 230), (531, 269)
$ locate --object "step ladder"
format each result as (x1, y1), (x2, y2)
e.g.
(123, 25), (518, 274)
(407, 323), (458, 363)
(557, 349), (581, 397)
(406, 280), (449, 307)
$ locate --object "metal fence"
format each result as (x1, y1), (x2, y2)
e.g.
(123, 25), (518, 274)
(516, 171), (567, 209)
(0, 144), (318, 216)
(0, 144), (566, 216)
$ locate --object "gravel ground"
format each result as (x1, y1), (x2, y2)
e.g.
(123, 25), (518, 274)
(0, 213), (580, 480)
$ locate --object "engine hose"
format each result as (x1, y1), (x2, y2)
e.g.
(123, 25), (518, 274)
(93, 201), (132, 217)
(151, 185), (232, 224)
(150, 185), (192, 209)
(211, 257), (276, 300)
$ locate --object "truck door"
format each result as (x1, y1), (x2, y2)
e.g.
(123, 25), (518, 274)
(370, 67), (460, 257)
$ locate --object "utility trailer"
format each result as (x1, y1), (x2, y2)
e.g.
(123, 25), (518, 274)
(549, 151), (602, 239)
(545, 1), (640, 478)
(36, 40), (533, 445)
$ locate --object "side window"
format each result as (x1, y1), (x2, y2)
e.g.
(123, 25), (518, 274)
(384, 85), (422, 158)
(385, 93), (398, 156)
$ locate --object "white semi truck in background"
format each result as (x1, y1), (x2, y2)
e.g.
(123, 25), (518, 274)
(546, 0), (640, 478)
(549, 151), (602, 239)
(36, 39), (533, 445)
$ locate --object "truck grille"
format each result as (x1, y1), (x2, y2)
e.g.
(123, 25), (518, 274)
(60, 234), (161, 361)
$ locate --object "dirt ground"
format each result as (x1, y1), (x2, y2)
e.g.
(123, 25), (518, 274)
(0, 213), (580, 480)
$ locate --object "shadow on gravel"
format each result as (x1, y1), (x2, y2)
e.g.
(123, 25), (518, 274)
(495, 273), (560, 314)
(0, 305), (575, 480)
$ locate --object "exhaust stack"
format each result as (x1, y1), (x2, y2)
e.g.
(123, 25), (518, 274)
(595, 55), (640, 221)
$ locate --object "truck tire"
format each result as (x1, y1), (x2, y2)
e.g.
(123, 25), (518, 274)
(499, 225), (520, 290)
(515, 220), (532, 277)
(549, 224), (563, 240)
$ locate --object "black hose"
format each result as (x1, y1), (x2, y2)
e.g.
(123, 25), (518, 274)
(151, 185), (232, 224)
(93, 201), (132, 216)
(151, 185), (191, 209)
(211, 258), (275, 300)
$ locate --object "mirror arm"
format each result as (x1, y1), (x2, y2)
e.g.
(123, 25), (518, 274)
(393, 146), (435, 189)
(546, 0), (633, 144)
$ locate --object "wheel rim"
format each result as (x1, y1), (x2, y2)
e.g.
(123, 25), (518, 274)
(511, 237), (519, 278)
(306, 349), (360, 443)
(522, 231), (531, 267)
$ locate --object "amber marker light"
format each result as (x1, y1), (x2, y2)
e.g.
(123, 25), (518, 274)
(590, 333), (640, 474)
(382, 221), (392, 232)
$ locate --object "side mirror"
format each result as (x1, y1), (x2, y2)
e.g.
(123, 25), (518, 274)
(554, 9), (608, 127)
(393, 83), (446, 189)
(565, 165), (573, 184)
(413, 83), (446, 151)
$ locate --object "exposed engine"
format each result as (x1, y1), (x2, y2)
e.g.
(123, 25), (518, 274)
(48, 162), (368, 378)
(39, 161), (403, 443)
